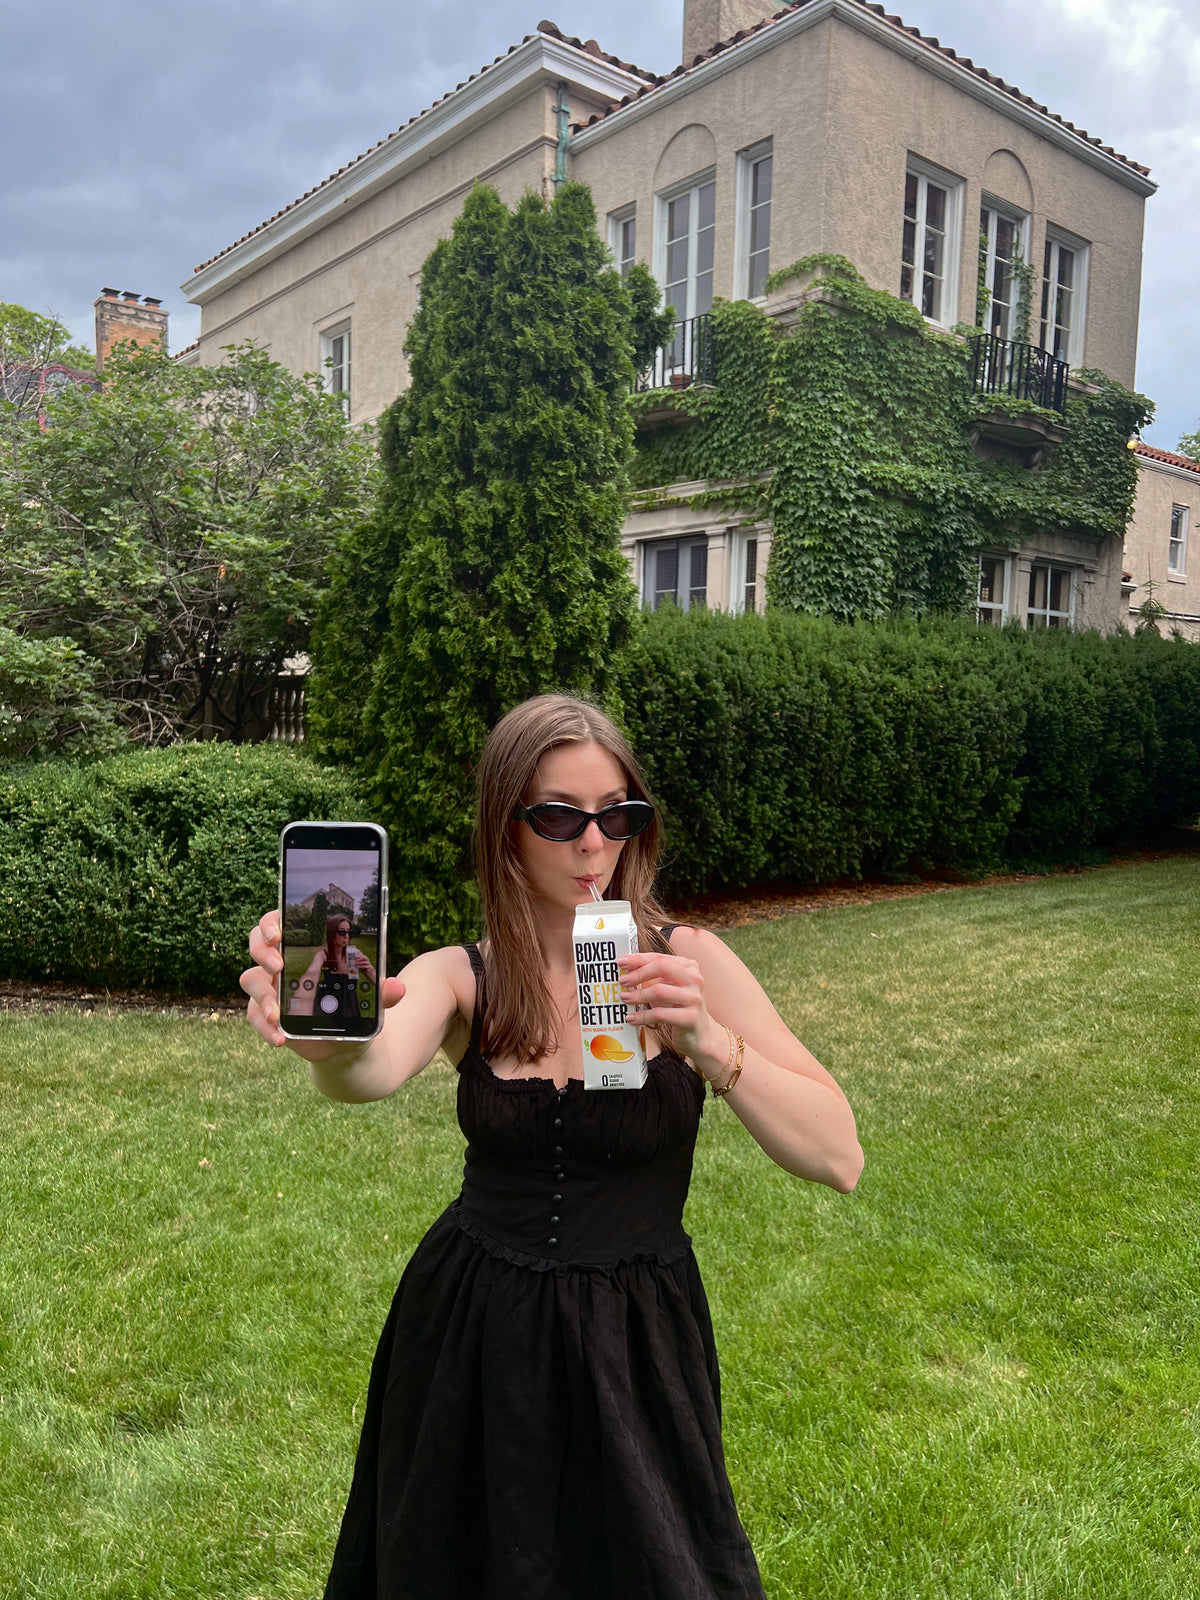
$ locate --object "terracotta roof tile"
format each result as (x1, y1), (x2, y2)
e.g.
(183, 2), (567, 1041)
(1135, 441), (1200, 475)
(573, 0), (1151, 179)
(192, 22), (655, 277)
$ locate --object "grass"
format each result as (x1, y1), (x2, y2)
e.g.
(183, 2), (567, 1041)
(3, 857), (1199, 1597)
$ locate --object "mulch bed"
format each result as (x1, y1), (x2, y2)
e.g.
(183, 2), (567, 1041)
(676, 834), (1200, 930)
(4, 832), (1197, 1016)
(0, 983), (245, 1020)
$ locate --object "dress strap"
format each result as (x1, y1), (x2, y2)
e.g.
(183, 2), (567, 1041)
(659, 924), (681, 944)
(462, 942), (486, 1051)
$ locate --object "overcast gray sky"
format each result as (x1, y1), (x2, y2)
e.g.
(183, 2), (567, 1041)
(284, 849), (380, 910)
(2, 0), (1195, 446)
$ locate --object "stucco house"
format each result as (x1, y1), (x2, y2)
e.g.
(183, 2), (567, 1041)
(299, 882), (356, 916)
(182, 0), (1162, 631)
(1124, 443), (1200, 640)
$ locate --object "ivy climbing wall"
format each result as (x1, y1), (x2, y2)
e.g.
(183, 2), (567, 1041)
(630, 256), (1152, 623)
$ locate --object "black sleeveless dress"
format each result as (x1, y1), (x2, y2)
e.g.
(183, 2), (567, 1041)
(323, 941), (766, 1600)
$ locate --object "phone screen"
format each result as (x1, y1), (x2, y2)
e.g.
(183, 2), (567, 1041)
(278, 821), (388, 1040)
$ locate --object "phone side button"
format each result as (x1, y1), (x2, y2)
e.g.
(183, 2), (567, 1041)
(381, 885), (389, 915)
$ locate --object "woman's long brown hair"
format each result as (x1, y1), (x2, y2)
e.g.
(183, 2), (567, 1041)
(474, 695), (671, 1064)
(324, 912), (351, 969)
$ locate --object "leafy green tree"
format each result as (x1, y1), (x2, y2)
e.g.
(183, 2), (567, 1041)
(309, 182), (670, 949)
(358, 878), (380, 933)
(0, 341), (377, 744)
(0, 302), (94, 370)
(0, 625), (122, 761)
(0, 303), (96, 427)
(1177, 426), (1200, 463)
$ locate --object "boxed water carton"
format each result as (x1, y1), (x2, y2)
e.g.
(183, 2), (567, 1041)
(572, 899), (648, 1091)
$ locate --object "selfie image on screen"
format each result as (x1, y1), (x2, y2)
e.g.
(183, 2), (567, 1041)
(281, 847), (383, 1033)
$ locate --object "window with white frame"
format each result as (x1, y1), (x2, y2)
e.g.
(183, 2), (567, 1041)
(736, 142), (773, 300)
(609, 207), (637, 278)
(979, 201), (1028, 341)
(977, 554), (1009, 625)
(901, 159), (962, 326)
(320, 322), (351, 416)
(1026, 563), (1073, 628)
(1169, 504), (1189, 575)
(659, 174), (716, 327)
(1039, 227), (1089, 365)
(741, 535), (760, 614)
(642, 537), (708, 612)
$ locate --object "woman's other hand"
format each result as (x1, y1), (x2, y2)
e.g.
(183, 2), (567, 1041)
(617, 950), (725, 1072)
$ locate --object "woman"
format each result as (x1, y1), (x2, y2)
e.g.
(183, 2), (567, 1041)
(288, 913), (379, 1020)
(242, 694), (863, 1599)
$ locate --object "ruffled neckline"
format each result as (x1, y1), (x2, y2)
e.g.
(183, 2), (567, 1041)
(459, 1042), (700, 1099)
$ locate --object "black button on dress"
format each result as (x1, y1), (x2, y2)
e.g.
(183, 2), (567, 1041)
(323, 943), (766, 1600)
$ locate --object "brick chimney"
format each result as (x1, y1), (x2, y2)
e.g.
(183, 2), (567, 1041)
(682, 0), (783, 63)
(93, 287), (169, 369)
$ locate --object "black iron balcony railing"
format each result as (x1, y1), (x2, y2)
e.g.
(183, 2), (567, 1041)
(968, 333), (1068, 415)
(636, 313), (716, 393)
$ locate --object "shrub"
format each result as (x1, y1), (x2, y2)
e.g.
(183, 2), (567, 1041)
(0, 744), (363, 993)
(6, 618), (1198, 994)
(620, 610), (1200, 898)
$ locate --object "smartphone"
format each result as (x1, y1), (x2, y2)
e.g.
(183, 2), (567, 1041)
(277, 821), (389, 1041)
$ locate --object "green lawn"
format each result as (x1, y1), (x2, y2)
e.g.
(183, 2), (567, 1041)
(3, 859), (1198, 1597)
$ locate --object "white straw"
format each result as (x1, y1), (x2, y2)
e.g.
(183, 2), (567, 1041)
(588, 881), (604, 902)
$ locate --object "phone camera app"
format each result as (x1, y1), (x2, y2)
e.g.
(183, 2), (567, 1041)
(280, 838), (383, 1036)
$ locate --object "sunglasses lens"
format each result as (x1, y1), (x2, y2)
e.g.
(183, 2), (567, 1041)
(529, 804), (586, 840)
(598, 803), (654, 840)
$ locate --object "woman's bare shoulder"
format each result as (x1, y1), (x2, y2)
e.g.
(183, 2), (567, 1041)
(664, 924), (725, 958)
(400, 943), (479, 1019)
(663, 925), (766, 993)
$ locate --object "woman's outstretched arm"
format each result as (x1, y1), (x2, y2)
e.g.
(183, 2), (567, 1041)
(241, 912), (467, 1103)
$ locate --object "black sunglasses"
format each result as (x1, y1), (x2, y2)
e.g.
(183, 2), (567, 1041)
(513, 800), (655, 842)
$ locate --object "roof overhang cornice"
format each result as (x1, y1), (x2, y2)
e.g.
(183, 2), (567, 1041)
(1135, 448), (1200, 481)
(184, 34), (646, 304)
(572, 0), (1156, 199)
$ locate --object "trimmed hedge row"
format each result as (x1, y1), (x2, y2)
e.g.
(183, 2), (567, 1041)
(2, 614), (1198, 993)
(621, 610), (1200, 897)
(0, 744), (362, 993)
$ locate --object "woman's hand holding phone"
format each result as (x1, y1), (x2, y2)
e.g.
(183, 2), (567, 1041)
(241, 911), (406, 1058)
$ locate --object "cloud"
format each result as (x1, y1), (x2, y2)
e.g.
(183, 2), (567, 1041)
(1, 0), (1195, 438)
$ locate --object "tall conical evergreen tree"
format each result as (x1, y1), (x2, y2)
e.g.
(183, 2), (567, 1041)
(309, 181), (670, 951)
(303, 398), (415, 770)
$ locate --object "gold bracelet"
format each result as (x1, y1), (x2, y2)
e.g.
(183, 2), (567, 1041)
(712, 1030), (745, 1097)
(694, 1023), (735, 1084)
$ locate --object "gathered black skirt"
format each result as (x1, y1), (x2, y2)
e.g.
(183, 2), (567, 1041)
(322, 1203), (766, 1600)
